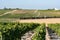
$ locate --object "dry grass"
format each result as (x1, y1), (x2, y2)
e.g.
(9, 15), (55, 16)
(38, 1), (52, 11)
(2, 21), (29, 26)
(11, 10), (35, 14)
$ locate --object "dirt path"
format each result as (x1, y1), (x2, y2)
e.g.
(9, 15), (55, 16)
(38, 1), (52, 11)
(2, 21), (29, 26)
(19, 18), (60, 24)
(1, 18), (60, 24)
(46, 24), (50, 40)
(21, 31), (35, 40)
(33, 9), (38, 13)
(46, 27), (50, 40)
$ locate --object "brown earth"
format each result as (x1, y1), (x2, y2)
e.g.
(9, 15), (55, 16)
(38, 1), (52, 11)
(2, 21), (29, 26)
(11, 10), (35, 14)
(18, 18), (60, 24)
(1, 18), (60, 24)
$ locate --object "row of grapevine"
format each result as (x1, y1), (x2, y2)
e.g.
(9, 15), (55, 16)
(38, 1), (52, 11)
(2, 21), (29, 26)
(0, 22), (40, 40)
(48, 23), (60, 36)
(32, 23), (46, 40)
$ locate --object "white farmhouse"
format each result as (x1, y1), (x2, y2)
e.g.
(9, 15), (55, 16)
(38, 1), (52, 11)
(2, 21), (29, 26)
(53, 8), (59, 10)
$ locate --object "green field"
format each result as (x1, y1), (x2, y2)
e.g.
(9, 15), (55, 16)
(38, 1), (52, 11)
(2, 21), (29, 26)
(0, 13), (38, 18)
(0, 9), (12, 15)
(0, 10), (60, 19)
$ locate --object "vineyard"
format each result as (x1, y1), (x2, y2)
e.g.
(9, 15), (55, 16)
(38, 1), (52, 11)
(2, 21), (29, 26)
(48, 23), (60, 36)
(0, 9), (60, 40)
(32, 24), (46, 40)
(47, 24), (60, 40)
(0, 22), (46, 40)
(0, 21), (60, 40)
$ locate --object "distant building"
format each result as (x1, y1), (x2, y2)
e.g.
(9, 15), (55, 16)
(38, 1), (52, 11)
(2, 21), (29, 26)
(53, 8), (59, 10)
(48, 8), (59, 10)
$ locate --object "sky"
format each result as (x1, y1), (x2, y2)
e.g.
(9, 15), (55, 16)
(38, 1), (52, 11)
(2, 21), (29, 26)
(0, 0), (60, 9)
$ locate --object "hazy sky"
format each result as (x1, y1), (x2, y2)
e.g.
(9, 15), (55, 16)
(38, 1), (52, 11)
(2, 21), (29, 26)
(0, 0), (60, 9)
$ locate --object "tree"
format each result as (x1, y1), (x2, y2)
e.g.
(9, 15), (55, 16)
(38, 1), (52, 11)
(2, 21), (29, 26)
(16, 8), (19, 10)
(4, 7), (7, 10)
(9, 8), (11, 10)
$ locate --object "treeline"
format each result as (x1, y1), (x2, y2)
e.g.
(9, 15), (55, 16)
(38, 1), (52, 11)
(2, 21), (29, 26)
(19, 16), (60, 19)
(0, 7), (22, 10)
